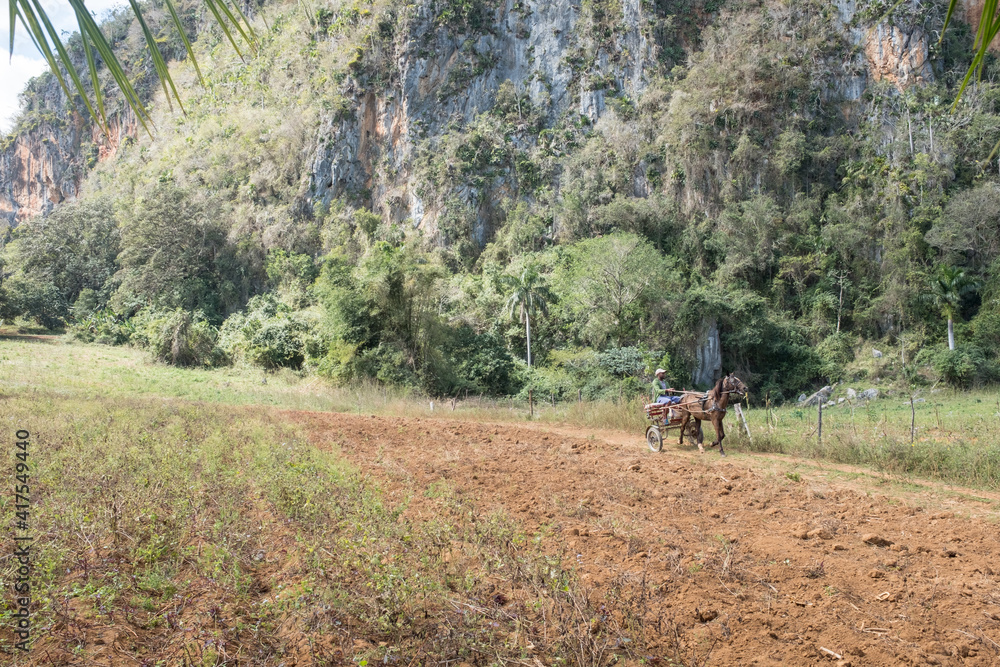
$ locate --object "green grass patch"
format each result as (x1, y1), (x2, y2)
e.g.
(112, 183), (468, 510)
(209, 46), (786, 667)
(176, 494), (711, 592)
(735, 389), (1000, 489)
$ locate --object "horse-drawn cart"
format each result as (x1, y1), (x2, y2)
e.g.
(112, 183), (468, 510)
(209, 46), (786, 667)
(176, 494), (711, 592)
(642, 374), (749, 456)
(643, 401), (702, 452)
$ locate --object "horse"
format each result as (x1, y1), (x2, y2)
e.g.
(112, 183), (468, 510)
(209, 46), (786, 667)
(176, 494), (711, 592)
(674, 373), (748, 456)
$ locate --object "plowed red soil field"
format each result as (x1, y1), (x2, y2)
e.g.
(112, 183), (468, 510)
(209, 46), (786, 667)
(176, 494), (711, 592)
(289, 410), (1000, 666)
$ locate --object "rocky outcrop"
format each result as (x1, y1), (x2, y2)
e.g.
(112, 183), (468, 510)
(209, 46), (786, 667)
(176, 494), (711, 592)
(0, 93), (137, 227)
(308, 0), (659, 240)
(832, 0), (935, 98)
(0, 120), (82, 225)
(863, 24), (934, 90)
(692, 317), (722, 388)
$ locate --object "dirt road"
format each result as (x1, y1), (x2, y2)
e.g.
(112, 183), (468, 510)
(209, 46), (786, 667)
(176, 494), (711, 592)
(289, 410), (1000, 666)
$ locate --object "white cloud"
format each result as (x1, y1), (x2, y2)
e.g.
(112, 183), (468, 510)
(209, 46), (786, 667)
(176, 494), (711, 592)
(0, 54), (49, 134)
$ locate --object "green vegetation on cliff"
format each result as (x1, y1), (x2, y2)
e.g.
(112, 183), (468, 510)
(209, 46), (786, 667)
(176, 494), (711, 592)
(3, 0), (1000, 402)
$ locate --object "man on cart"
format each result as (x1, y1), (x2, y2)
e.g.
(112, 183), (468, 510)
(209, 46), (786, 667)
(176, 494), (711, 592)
(651, 368), (682, 405)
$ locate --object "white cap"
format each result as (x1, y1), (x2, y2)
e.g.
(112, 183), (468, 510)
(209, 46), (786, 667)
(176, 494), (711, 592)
(655, 368), (666, 375)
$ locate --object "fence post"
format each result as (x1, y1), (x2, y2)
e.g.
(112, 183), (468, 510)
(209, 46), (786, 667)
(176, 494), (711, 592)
(910, 395), (916, 443)
(817, 399), (822, 443)
(529, 389), (533, 418)
(578, 388), (582, 403)
(735, 403), (752, 443)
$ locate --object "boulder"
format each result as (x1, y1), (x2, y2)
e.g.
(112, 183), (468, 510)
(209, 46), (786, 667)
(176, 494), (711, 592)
(859, 388), (879, 401)
(799, 386), (833, 406)
(872, 348), (883, 358)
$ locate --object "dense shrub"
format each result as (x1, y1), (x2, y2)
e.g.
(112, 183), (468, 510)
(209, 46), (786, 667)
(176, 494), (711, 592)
(916, 344), (998, 388)
(219, 295), (313, 369)
(438, 325), (520, 396)
(0, 274), (68, 329)
(72, 308), (136, 345)
(135, 309), (226, 367)
(816, 333), (855, 381)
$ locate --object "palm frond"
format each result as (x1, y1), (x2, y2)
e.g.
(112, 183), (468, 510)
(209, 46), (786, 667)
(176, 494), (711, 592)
(8, 0), (16, 59)
(128, 0), (182, 113)
(8, 0), (260, 137)
(203, 0), (248, 61)
(163, 0), (203, 85)
(78, 21), (107, 128)
(942, 0), (1000, 162)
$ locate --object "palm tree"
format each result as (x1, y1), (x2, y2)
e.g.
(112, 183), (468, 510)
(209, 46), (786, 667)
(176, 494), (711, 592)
(927, 265), (979, 351)
(502, 266), (551, 368)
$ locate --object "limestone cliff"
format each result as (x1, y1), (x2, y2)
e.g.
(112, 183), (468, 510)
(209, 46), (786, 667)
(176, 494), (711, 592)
(834, 0), (936, 96)
(308, 0), (659, 239)
(0, 79), (137, 227)
(0, 0), (958, 232)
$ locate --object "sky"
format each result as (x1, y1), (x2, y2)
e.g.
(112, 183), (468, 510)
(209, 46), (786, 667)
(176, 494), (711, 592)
(1, 0), (124, 133)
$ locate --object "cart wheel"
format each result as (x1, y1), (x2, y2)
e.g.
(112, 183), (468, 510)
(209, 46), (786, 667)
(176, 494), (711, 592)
(684, 421), (703, 446)
(646, 425), (663, 453)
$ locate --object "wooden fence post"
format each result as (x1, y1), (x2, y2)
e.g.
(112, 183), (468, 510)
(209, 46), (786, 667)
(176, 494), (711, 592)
(529, 389), (533, 418)
(817, 399), (822, 443)
(734, 403), (752, 443)
(910, 395), (916, 444)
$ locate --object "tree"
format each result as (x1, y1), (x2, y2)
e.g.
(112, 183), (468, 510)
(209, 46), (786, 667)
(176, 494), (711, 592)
(926, 183), (1000, 270)
(4, 196), (119, 308)
(113, 183), (236, 319)
(314, 242), (447, 388)
(928, 265), (979, 351)
(502, 265), (551, 368)
(554, 232), (671, 347)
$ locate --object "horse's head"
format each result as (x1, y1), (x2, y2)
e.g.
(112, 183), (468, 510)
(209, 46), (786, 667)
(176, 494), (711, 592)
(723, 373), (748, 400)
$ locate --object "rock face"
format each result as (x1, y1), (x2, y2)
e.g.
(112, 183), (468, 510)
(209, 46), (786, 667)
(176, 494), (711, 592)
(308, 0), (659, 240)
(863, 24), (934, 90)
(0, 86), (137, 227)
(692, 317), (722, 388)
(0, 0), (953, 230)
(0, 121), (82, 225)
(833, 0), (935, 96)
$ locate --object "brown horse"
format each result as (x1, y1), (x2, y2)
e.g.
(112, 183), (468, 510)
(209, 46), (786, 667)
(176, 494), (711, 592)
(675, 373), (748, 456)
